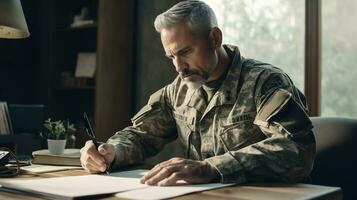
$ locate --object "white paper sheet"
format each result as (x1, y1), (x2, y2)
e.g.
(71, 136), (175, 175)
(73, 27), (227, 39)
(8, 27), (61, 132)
(115, 182), (234, 200)
(0, 169), (233, 200)
(112, 170), (234, 200)
(0, 170), (147, 199)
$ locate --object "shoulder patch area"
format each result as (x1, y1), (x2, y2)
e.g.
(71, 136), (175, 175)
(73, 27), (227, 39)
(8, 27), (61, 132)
(254, 89), (312, 137)
(148, 88), (165, 105)
(255, 89), (292, 127)
(261, 74), (286, 95)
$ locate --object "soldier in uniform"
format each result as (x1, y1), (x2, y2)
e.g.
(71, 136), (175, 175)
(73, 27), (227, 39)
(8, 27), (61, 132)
(80, 0), (315, 186)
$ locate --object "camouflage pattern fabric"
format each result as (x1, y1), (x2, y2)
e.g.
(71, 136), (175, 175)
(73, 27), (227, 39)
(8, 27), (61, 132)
(107, 45), (316, 184)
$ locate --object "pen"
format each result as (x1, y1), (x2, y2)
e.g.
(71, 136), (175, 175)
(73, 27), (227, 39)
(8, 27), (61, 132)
(83, 112), (110, 174)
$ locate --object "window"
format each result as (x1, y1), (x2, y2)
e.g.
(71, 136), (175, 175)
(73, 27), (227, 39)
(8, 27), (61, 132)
(203, 0), (305, 90)
(321, 0), (357, 117)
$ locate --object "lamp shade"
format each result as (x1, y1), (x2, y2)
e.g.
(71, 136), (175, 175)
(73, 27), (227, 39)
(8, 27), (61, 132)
(0, 0), (30, 39)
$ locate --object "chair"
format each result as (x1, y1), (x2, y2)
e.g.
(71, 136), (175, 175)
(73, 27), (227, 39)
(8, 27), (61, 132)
(8, 104), (44, 133)
(0, 104), (44, 156)
(310, 117), (357, 200)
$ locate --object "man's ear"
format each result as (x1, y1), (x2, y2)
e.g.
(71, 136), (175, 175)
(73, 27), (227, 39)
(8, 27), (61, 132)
(209, 27), (223, 49)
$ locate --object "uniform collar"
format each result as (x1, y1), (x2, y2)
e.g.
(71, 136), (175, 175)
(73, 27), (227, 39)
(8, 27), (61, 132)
(185, 45), (243, 115)
(213, 45), (243, 106)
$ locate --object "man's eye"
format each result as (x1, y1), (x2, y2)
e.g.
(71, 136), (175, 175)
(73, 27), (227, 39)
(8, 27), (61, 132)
(181, 49), (191, 56)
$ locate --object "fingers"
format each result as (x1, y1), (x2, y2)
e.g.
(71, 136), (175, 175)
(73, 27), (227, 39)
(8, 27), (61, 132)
(144, 165), (181, 185)
(81, 157), (107, 173)
(140, 158), (219, 186)
(80, 140), (107, 173)
(98, 143), (116, 165)
(157, 172), (185, 186)
(98, 143), (113, 154)
(140, 157), (184, 184)
(82, 162), (97, 173)
(140, 161), (169, 183)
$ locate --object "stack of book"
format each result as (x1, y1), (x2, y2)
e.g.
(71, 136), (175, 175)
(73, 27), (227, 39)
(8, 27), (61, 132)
(0, 102), (13, 135)
(31, 149), (81, 166)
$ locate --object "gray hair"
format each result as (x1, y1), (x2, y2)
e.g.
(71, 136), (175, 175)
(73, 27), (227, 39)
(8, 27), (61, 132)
(154, 0), (218, 36)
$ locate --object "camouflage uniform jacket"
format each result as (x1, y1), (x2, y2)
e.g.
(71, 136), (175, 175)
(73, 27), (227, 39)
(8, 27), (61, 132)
(107, 45), (316, 184)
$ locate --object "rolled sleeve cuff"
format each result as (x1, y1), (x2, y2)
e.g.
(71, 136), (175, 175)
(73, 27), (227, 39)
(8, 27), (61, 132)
(106, 134), (143, 169)
(205, 152), (247, 184)
(108, 143), (126, 169)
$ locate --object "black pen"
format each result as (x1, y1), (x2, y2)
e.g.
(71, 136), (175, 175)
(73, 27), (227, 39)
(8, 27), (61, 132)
(83, 112), (110, 174)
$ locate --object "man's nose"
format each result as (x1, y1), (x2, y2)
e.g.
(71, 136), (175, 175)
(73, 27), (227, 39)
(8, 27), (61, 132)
(173, 57), (187, 73)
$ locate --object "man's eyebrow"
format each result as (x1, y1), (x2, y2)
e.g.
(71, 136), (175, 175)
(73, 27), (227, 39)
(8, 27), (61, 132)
(165, 46), (191, 58)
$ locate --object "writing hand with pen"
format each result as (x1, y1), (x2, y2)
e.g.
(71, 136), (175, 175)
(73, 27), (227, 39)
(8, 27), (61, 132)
(80, 113), (115, 174)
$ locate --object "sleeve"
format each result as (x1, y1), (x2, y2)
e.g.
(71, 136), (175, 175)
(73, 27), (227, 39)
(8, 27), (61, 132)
(106, 86), (177, 169)
(205, 72), (316, 184)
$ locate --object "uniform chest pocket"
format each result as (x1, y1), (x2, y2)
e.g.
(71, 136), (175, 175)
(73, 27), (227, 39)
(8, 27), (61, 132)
(219, 112), (263, 151)
(173, 111), (195, 145)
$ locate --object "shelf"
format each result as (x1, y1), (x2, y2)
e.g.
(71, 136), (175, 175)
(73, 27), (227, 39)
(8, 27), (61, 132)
(56, 86), (95, 91)
(46, 0), (98, 127)
(53, 22), (97, 33)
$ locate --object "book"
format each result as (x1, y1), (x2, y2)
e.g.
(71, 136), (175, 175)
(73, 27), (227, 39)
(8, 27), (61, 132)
(3, 102), (13, 134)
(0, 103), (5, 134)
(0, 102), (13, 135)
(74, 52), (96, 78)
(31, 149), (81, 166)
(21, 164), (82, 174)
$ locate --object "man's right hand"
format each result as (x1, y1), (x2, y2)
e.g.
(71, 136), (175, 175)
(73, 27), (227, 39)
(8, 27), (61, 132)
(80, 140), (116, 173)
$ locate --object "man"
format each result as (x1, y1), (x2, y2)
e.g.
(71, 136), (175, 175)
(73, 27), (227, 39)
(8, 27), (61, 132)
(80, 0), (315, 186)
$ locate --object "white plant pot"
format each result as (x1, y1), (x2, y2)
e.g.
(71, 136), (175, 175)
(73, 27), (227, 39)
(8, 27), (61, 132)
(47, 139), (67, 155)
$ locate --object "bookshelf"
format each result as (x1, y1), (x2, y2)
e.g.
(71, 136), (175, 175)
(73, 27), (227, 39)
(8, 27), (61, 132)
(0, 0), (135, 155)
(48, 0), (98, 125)
(34, 0), (135, 144)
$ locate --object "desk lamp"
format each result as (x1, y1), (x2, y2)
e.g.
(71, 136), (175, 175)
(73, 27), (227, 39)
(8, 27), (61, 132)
(0, 0), (29, 39)
(0, 0), (29, 177)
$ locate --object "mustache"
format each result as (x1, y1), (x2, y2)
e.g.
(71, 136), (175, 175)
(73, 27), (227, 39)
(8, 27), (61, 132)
(180, 68), (202, 78)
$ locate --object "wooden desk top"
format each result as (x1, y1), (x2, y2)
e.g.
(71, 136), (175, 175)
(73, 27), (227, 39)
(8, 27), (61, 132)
(0, 169), (342, 200)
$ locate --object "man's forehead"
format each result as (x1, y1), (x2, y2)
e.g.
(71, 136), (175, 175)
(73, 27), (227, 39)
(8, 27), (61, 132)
(161, 27), (185, 45)
(162, 41), (187, 55)
(160, 24), (193, 54)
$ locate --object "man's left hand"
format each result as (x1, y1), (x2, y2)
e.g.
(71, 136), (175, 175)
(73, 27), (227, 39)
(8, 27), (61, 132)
(140, 157), (220, 186)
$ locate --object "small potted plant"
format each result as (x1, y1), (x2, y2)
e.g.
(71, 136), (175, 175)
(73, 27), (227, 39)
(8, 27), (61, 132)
(44, 118), (67, 155)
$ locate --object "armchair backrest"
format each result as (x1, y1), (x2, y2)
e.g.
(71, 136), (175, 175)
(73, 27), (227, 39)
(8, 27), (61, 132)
(310, 117), (357, 200)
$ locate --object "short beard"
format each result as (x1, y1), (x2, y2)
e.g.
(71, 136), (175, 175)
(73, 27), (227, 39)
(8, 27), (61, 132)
(186, 79), (205, 90)
(180, 68), (209, 90)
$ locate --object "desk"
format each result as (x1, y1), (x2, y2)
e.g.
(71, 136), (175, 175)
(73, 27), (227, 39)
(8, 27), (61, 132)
(0, 169), (342, 200)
